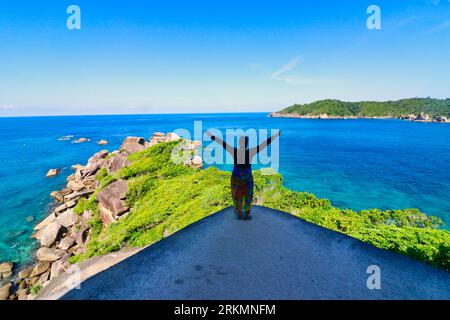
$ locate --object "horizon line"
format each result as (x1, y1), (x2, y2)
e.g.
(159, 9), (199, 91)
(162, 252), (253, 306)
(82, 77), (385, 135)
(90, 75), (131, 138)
(0, 110), (273, 119)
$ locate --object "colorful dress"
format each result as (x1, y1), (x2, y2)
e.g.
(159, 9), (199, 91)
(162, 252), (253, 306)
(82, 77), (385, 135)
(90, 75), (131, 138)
(231, 166), (254, 217)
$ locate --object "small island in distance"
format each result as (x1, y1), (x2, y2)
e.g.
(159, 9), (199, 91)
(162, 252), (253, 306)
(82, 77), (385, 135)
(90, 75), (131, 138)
(270, 98), (450, 123)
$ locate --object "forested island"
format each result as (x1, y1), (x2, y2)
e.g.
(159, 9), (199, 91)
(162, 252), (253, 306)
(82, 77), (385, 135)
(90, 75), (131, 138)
(270, 98), (450, 122)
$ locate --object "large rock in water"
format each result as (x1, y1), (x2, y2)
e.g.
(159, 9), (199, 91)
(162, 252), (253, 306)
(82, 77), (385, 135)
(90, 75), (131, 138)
(36, 247), (65, 262)
(46, 168), (61, 177)
(120, 137), (148, 155)
(34, 213), (56, 231)
(0, 283), (12, 300)
(0, 262), (13, 273)
(96, 180), (129, 225)
(31, 228), (44, 240)
(40, 222), (63, 247)
(18, 266), (34, 279)
(87, 150), (109, 167)
(97, 140), (109, 146)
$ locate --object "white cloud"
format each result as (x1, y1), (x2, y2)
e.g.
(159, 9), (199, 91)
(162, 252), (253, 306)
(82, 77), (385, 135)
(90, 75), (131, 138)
(271, 56), (302, 81)
(1, 104), (14, 110)
(270, 56), (331, 85)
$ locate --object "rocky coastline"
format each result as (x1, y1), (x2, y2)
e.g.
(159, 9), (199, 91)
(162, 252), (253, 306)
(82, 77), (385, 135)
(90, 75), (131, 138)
(0, 131), (201, 300)
(269, 112), (450, 123)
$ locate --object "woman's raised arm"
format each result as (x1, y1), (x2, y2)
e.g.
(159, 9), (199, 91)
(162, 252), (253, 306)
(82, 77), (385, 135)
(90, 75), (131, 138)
(249, 130), (281, 159)
(206, 131), (235, 155)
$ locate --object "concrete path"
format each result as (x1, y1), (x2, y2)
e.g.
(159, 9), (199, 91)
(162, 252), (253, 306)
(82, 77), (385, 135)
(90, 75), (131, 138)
(36, 248), (142, 300)
(61, 206), (450, 300)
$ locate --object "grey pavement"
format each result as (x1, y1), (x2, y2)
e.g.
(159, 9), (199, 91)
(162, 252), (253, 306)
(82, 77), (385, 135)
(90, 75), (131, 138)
(61, 206), (450, 300)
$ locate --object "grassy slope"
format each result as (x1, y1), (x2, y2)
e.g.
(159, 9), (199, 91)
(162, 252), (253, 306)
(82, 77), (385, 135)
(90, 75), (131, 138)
(71, 141), (450, 272)
(280, 98), (450, 117)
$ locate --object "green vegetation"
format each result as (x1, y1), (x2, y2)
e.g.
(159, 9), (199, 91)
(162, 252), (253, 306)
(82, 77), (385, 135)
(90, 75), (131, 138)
(279, 98), (450, 117)
(29, 284), (43, 295)
(70, 140), (450, 272)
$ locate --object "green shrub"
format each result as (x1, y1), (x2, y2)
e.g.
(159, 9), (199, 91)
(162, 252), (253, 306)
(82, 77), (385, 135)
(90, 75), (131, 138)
(29, 284), (43, 295)
(96, 167), (116, 188)
(73, 195), (98, 215)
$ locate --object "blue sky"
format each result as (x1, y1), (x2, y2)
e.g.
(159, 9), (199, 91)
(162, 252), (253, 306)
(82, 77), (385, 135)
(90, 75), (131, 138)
(0, 0), (449, 116)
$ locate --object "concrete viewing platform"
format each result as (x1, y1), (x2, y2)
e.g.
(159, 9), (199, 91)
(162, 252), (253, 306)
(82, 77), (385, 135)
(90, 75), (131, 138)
(39, 206), (450, 300)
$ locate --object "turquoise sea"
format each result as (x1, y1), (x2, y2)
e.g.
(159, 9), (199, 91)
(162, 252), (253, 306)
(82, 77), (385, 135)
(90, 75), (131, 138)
(1, 113), (450, 266)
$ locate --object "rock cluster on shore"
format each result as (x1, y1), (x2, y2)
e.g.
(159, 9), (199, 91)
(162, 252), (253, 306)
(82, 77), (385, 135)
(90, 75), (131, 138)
(0, 262), (13, 280)
(268, 112), (372, 120)
(0, 131), (202, 300)
(269, 112), (450, 123)
(399, 112), (449, 123)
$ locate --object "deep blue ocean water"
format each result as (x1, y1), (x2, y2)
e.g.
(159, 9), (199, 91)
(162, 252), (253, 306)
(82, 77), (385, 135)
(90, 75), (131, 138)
(1, 113), (450, 266)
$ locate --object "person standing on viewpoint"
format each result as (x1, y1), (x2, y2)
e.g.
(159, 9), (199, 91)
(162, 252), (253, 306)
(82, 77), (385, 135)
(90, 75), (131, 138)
(206, 130), (281, 219)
